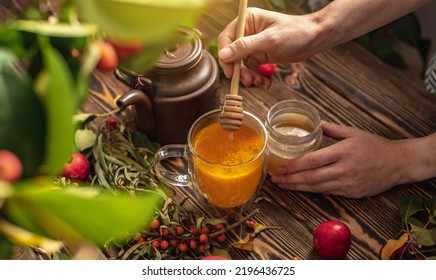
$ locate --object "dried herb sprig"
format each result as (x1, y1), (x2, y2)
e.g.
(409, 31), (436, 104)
(90, 117), (173, 197)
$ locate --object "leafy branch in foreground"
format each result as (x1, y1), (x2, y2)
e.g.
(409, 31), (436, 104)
(380, 195), (436, 260)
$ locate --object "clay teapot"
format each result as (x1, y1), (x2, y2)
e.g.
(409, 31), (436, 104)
(115, 28), (220, 145)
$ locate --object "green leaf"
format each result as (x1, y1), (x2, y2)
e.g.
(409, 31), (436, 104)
(424, 197), (436, 224)
(73, 0), (207, 42)
(398, 195), (424, 220)
(410, 224), (436, 247)
(73, 113), (97, 128)
(211, 247), (232, 260)
(0, 48), (46, 178)
(52, 251), (71, 260)
(393, 14), (421, 46)
(0, 236), (13, 260)
(17, 20), (97, 38)
(37, 36), (76, 177)
(75, 128), (97, 151)
(4, 181), (163, 245)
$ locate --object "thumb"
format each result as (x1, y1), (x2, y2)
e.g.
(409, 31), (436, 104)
(321, 121), (360, 140)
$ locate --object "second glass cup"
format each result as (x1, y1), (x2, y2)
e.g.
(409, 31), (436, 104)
(266, 100), (323, 174)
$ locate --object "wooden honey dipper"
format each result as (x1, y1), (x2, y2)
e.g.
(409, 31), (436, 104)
(220, 0), (248, 131)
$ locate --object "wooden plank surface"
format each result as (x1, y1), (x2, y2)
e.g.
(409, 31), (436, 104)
(5, 0), (436, 260)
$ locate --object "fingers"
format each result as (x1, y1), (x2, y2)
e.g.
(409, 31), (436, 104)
(321, 121), (360, 140)
(240, 64), (272, 88)
(275, 147), (341, 175)
(218, 33), (269, 78)
(271, 164), (338, 186)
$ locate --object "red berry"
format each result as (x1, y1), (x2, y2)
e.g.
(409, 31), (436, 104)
(169, 239), (178, 247)
(198, 245), (207, 253)
(190, 226), (198, 235)
(96, 41), (118, 71)
(214, 223), (225, 231)
(216, 233), (226, 242)
(150, 219), (160, 230)
(200, 226), (210, 234)
(258, 63), (276, 77)
(151, 240), (160, 248)
(313, 220), (351, 259)
(61, 153), (90, 182)
(189, 240), (198, 249)
(160, 240), (169, 250)
(135, 233), (145, 244)
(136, 237), (145, 244)
(106, 117), (118, 128)
(178, 243), (188, 253)
(161, 228), (170, 237)
(246, 221), (255, 229)
(0, 150), (23, 183)
(175, 226), (185, 235)
(199, 233), (208, 244)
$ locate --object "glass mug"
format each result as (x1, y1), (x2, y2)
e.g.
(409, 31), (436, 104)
(154, 109), (268, 216)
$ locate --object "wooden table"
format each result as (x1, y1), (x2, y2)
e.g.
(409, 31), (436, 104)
(8, 0), (434, 260)
(80, 0), (436, 260)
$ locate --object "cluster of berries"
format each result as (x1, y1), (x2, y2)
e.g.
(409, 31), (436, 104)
(134, 219), (227, 256)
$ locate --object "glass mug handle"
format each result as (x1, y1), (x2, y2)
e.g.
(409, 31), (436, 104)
(153, 144), (192, 187)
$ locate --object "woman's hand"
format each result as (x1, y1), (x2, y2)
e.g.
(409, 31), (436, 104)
(270, 121), (411, 198)
(218, 7), (320, 88)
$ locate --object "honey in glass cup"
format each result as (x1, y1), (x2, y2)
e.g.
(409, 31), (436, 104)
(266, 100), (322, 174)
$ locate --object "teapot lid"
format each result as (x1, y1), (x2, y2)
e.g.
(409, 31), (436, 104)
(153, 28), (203, 74)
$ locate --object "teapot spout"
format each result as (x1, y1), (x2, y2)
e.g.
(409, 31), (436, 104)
(116, 90), (155, 133)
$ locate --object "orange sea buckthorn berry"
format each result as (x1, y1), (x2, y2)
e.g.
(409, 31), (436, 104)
(199, 233), (208, 244)
(200, 226), (210, 234)
(189, 240), (198, 249)
(150, 219), (160, 230)
(169, 239), (178, 247)
(198, 244), (207, 254)
(190, 226), (198, 235)
(216, 233), (226, 243)
(135, 234), (145, 244)
(215, 223), (225, 231)
(176, 226), (185, 235)
(178, 243), (188, 253)
(161, 228), (170, 237)
(151, 240), (160, 249)
(160, 240), (169, 250)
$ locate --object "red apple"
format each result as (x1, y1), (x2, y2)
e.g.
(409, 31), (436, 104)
(107, 37), (143, 61)
(313, 220), (351, 259)
(0, 150), (23, 183)
(202, 256), (228, 260)
(61, 153), (90, 182)
(96, 41), (118, 71)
